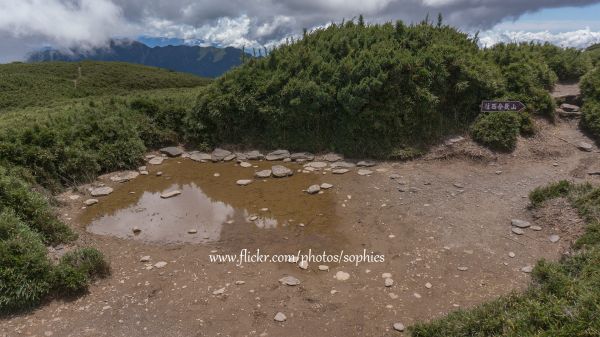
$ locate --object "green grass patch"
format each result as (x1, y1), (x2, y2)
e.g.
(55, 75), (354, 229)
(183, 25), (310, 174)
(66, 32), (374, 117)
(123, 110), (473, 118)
(529, 180), (573, 208)
(470, 111), (521, 151)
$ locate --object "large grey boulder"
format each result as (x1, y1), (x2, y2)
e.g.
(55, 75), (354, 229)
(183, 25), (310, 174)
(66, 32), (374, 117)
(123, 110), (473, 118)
(211, 148), (232, 162)
(245, 150), (264, 160)
(271, 165), (293, 177)
(266, 150), (290, 161)
(160, 147), (183, 157)
(91, 187), (113, 197)
(190, 152), (212, 162)
(291, 152), (314, 161)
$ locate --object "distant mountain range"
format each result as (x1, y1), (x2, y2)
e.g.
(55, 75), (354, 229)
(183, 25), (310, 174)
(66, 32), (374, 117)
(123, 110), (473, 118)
(27, 40), (247, 78)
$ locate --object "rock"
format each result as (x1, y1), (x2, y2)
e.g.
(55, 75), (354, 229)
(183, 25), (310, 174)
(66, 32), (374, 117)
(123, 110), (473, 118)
(279, 276), (301, 286)
(148, 157), (164, 165)
(91, 187), (113, 197)
(234, 153), (247, 161)
(357, 169), (373, 176)
(271, 165), (293, 178)
(521, 265), (533, 273)
(425, 282), (432, 289)
(138, 165), (147, 172)
(84, 199), (98, 206)
(212, 287), (225, 295)
(255, 170), (272, 178)
(132, 227), (141, 234)
(382, 273), (392, 278)
(511, 227), (525, 235)
(140, 256), (150, 262)
(549, 234), (560, 243)
(323, 153), (343, 162)
(190, 152), (211, 162)
(457, 266), (469, 271)
(154, 261), (167, 268)
(188, 229), (198, 234)
(560, 103), (580, 112)
(389, 174), (401, 180)
(318, 265), (329, 271)
(274, 312), (287, 322)
(393, 322), (405, 332)
(384, 278), (394, 287)
(160, 190), (181, 199)
(239, 162), (252, 168)
(245, 150), (264, 160)
(332, 168), (350, 174)
(531, 225), (542, 231)
(235, 280), (245, 285)
(320, 183), (333, 189)
(223, 154), (236, 161)
(447, 136), (465, 145)
(110, 171), (140, 183)
(508, 252), (516, 258)
(236, 179), (253, 186)
(156, 171), (163, 176)
(306, 185), (321, 194)
(140, 170), (149, 175)
(578, 142), (593, 152)
(357, 160), (376, 167)
(453, 182), (465, 189)
(511, 219), (531, 228)
(291, 152), (314, 161)
(306, 161), (328, 169)
(211, 148), (232, 162)
(334, 271), (350, 281)
(160, 147), (183, 157)
(266, 149), (290, 161)
(557, 108), (582, 118)
(330, 161), (356, 169)
(298, 260), (308, 270)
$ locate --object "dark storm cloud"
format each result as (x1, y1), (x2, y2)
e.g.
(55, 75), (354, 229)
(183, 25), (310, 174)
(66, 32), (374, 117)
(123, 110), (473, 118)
(1, 0), (600, 62)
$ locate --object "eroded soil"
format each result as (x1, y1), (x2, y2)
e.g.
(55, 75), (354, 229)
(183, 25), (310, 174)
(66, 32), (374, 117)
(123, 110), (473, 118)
(2, 118), (599, 337)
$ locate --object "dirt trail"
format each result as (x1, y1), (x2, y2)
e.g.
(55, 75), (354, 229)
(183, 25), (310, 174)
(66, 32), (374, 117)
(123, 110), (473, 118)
(2, 118), (599, 337)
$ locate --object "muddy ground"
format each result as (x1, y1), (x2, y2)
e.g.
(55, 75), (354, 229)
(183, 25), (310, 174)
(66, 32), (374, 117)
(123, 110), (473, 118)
(2, 117), (599, 337)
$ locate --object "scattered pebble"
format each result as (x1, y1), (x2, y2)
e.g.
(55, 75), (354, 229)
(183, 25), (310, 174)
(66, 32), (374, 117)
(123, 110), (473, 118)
(279, 276), (301, 286)
(154, 261), (167, 269)
(393, 322), (405, 332)
(508, 252), (516, 258)
(549, 235), (560, 243)
(160, 190), (181, 199)
(521, 265), (533, 273)
(274, 312), (287, 322)
(334, 271), (350, 281)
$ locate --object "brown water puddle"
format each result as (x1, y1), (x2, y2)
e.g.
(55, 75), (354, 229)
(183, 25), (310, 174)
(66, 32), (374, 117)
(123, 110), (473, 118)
(81, 159), (341, 247)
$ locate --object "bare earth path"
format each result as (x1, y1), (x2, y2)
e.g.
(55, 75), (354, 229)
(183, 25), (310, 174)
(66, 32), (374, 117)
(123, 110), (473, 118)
(2, 118), (599, 337)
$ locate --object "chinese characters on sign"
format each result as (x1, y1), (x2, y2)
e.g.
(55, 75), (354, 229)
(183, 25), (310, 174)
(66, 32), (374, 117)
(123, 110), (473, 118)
(481, 101), (526, 113)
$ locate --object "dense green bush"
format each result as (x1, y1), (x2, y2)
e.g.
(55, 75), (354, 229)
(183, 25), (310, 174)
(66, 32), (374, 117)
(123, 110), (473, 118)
(470, 111), (521, 151)
(411, 182), (600, 336)
(0, 211), (53, 312)
(52, 248), (110, 294)
(581, 67), (600, 102)
(580, 100), (600, 141)
(585, 43), (600, 67)
(189, 21), (505, 158)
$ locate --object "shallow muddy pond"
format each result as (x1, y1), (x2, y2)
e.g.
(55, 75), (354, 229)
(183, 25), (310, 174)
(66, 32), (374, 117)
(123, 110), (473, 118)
(81, 159), (340, 245)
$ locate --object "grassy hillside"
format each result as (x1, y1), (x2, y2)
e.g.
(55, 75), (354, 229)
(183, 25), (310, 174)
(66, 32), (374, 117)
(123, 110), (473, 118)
(188, 21), (579, 158)
(0, 61), (207, 312)
(0, 61), (210, 111)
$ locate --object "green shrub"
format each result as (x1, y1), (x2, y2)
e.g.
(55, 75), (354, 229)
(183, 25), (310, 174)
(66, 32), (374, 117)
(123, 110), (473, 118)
(529, 180), (572, 207)
(580, 100), (600, 141)
(52, 248), (109, 294)
(581, 67), (600, 102)
(0, 211), (53, 312)
(470, 111), (520, 151)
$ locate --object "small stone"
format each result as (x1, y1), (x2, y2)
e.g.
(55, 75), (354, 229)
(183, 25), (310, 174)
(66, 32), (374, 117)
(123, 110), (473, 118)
(110, 171), (140, 183)
(320, 183), (333, 189)
(511, 219), (531, 228)
(508, 252), (516, 258)
(240, 162), (252, 168)
(160, 190), (181, 199)
(332, 168), (350, 174)
(140, 256), (151, 262)
(236, 179), (253, 186)
(156, 171), (163, 176)
(531, 225), (542, 231)
(521, 265), (533, 273)
(245, 150), (264, 160)
(211, 148), (233, 162)
(190, 152), (212, 162)
(330, 161), (356, 169)
(235, 280), (245, 285)
(381, 272), (392, 278)
(213, 173), (220, 177)
(249, 215), (258, 221)
(425, 282), (432, 289)
(334, 271), (350, 281)
(357, 169), (373, 176)
(188, 229), (198, 234)
(323, 153), (343, 162)
(266, 149), (290, 161)
(357, 160), (376, 167)
(223, 154), (236, 161)
(291, 152), (315, 161)
(549, 235), (560, 243)
(212, 287), (225, 295)
(393, 322), (405, 332)
(388, 293), (399, 299)
(91, 187), (113, 197)
(560, 103), (580, 112)
(306, 185), (321, 194)
(272, 165), (293, 177)
(384, 278), (394, 287)
(148, 157), (164, 165)
(84, 198), (98, 206)
(154, 261), (167, 268)
(453, 182), (465, 188)
(578, 142), (593, 152)
(495, 170), (503, 175)
(457, 266), (468, 271)
(389, 174), (401, 180)
(512, 227), (525, 235)
(298, 260), (308, 270)
(274, 312), (287, 322)
(318, 265), (329, 271)
(279, 276), (301, 286)
(132, 227), (141, 234)
(255, 170), (272, 178)
(306, 161), (328, 168)
(160, 147), (183, 157)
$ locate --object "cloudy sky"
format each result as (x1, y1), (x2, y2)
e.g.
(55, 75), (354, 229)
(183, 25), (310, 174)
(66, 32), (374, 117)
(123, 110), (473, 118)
(1, 0), (600, 62)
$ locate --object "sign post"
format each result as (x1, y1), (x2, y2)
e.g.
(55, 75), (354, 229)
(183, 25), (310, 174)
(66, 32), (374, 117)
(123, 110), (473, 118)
(480, 101), (525, 113)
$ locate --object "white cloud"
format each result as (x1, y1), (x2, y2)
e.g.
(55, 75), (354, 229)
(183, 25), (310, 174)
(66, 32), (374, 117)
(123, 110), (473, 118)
(479, 28), (600, 48)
